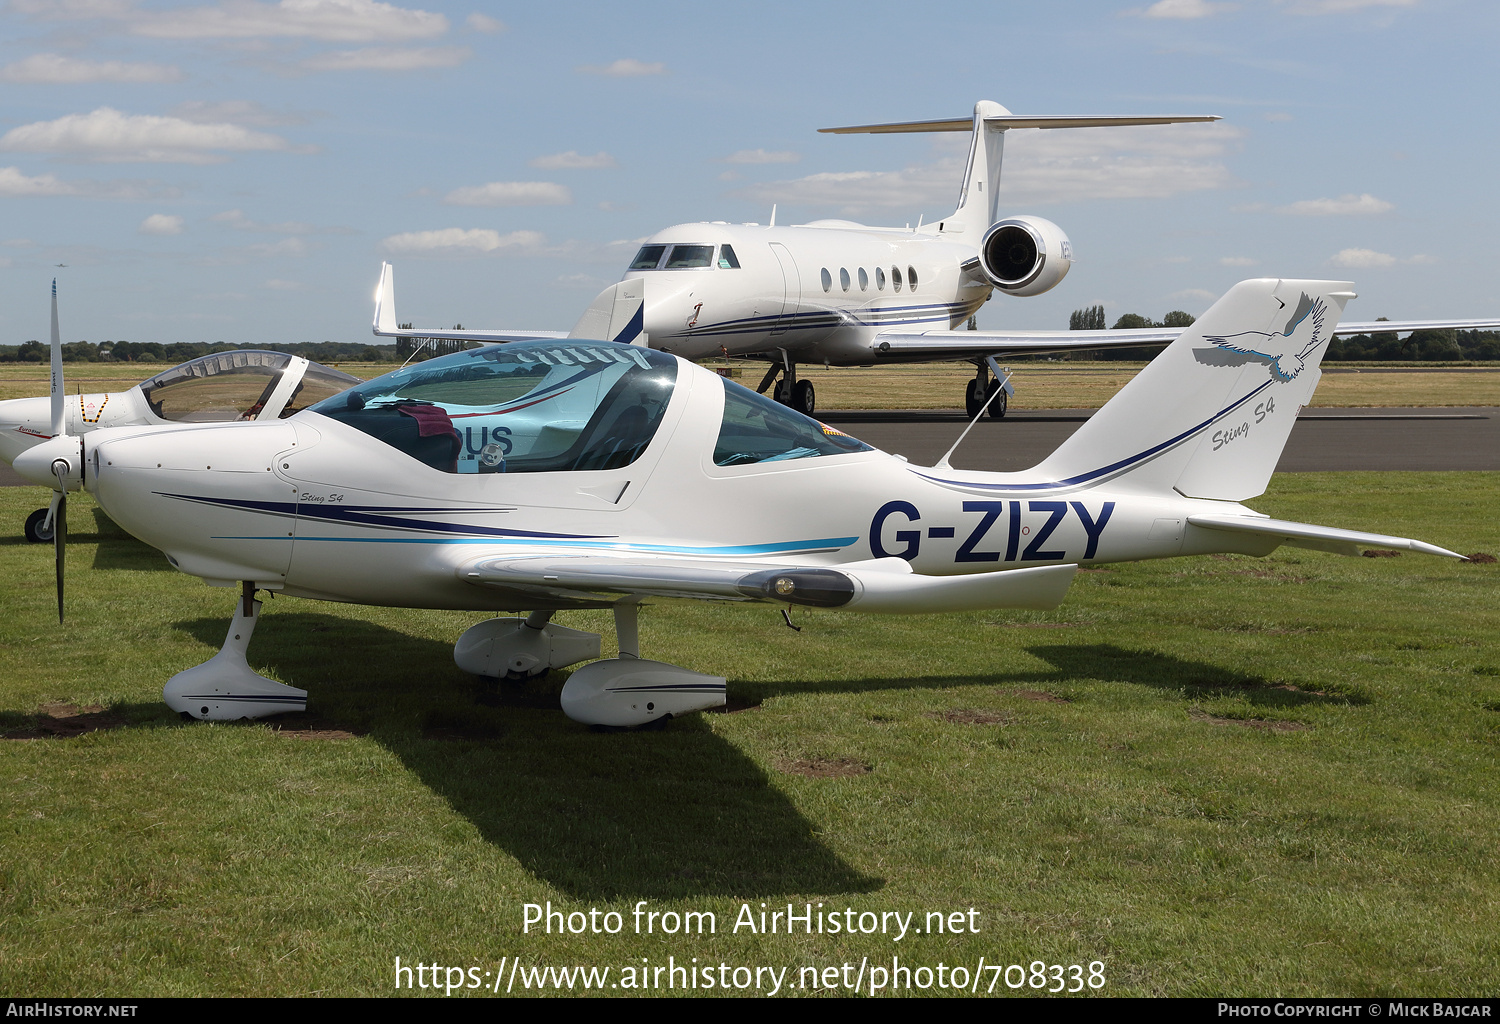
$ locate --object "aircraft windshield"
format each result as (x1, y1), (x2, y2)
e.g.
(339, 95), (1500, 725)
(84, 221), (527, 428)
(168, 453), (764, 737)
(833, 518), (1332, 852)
(309, 341), (678, 475)
(714, 379), (872, 467)
(139, 350), (359, 422)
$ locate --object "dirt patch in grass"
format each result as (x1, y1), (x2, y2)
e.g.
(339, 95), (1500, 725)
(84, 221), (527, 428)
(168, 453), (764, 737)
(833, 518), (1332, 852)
(1465, 552), (1496, 564)
(775, 756), (871, 778)
(268, 714), (363, 740)
(3, 702), (129, 740)
(928, 709), (1011, 725)
(1362, 549), (1402, 558)
(1191, 709), (1311, 732)
(1014, 690), (1071, 704)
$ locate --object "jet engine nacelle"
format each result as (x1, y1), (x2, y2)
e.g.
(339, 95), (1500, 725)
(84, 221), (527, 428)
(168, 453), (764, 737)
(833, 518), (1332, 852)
(979, 216), (1074, 297)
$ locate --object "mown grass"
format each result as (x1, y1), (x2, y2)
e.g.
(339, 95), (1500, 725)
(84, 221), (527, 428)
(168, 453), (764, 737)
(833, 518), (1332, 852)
(0, 476), (1496, 997)
(5, 361), (1499, 410)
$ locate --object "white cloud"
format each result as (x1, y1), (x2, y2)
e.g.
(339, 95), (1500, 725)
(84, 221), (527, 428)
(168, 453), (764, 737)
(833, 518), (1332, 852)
(1278, 193), (1393, 216)
(1136, 0), (1234, 18)
(380, 227), (544, 255)
(138, 213), (183, 235)
(1406, 253), (1437, 265)
(465, 12), (503, 32)
(576, 58), (665, 77)
(3, 238), (35, 247)
(0, 107), (301, 164)
(1262, 111), (1294, 122)
(1329, 247), (1396, 268)
(295, 45), (469, 72)
(128, 0), (449, 42)
(0, 52), (181, 83)
(442, 181), (571, 206)
(1219, 256), (1258, 266)
(725, 148), (801, 165)
(735, 122), (1243, 214)
(528, 150), (616, 170)
(1274, 0), (1417, 12)
(0, 164), (165, 199)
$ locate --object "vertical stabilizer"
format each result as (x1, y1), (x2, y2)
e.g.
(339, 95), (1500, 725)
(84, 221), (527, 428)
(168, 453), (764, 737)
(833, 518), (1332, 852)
(1028, 278), (1356, 501)
(569, 280), (647, 346)
(940, 100), (1009, 236)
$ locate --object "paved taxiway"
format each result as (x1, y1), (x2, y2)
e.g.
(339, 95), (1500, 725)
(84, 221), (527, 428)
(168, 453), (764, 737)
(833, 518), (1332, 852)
(0, 407), (1493, 488)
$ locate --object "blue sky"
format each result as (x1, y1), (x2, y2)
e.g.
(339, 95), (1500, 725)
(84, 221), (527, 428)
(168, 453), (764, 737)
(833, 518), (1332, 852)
(1, 0), (1495, 346)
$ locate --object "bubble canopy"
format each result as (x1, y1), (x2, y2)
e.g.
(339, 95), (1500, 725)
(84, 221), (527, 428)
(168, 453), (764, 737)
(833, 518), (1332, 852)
(308, 341), (678, 474)
(140, 350), (358, 423)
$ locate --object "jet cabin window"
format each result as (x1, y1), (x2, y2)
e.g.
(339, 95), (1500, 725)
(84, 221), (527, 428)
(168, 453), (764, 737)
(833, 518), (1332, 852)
(310, 342), (677, 475)
(714, 379), (872, 467)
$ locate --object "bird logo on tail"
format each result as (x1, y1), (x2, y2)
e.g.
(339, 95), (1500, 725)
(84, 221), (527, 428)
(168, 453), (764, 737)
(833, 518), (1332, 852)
(1200, 292), (1328, 383)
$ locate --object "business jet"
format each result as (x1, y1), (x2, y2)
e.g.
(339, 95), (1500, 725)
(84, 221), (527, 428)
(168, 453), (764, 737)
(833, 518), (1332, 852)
(0, 350), (360, 542)
(373, 100), (1499, 418)
(22, 275), (1464, 727)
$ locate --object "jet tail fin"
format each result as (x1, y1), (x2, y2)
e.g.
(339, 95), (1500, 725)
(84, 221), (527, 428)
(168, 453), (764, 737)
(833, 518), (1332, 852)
(569, 280), (647, 345)
(1028, 278), (1356, 502)
(373, 262), (397, 335)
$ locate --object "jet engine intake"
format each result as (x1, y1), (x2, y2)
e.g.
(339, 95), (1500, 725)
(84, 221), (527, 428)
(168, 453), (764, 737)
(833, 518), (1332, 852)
(979, 216), (1073, 297)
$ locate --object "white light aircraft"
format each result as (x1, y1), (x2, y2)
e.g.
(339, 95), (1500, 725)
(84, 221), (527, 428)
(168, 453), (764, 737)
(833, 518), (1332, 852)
(21, 276), (1466, 727)
(0, 350), (360, 542)
(372, 100), (1500, 417)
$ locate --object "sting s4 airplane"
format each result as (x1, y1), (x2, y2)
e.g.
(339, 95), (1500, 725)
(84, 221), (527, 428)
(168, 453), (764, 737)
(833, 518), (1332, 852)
(372, 100), (1500, 418)
(20, 275), (1465, 727)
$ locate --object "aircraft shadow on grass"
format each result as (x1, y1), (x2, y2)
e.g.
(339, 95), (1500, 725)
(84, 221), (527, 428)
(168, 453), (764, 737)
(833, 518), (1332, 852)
(174, 611), (883, 901)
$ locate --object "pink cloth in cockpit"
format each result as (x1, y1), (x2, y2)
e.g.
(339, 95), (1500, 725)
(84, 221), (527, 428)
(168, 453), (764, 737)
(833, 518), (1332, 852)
(397, 403), (457, 437)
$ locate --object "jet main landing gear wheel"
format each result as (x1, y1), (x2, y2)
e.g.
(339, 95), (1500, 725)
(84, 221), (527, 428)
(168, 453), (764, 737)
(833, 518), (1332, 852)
(988, 387), (1008, 419)
(791, 379), (816, 416)
(24, 508), (52, 544)
(965, 378), (1007, 420)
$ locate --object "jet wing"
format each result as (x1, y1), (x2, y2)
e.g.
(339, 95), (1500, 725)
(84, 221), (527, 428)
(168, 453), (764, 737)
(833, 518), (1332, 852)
(460, 551), (1077, 614)
(869, 318), (1500, 361)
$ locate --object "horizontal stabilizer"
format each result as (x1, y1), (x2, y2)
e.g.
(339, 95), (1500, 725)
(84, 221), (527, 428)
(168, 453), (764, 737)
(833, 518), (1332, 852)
(820, 115), (1220, 134)
(1187, 514), (1464, 559)
(871, 326), (1178, 360)
(369, 261), (567, 344)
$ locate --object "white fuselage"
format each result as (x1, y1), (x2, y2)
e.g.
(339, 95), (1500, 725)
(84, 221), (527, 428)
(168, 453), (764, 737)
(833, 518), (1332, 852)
(77, 355), (1270, 612)
(630, 222), (991, 364)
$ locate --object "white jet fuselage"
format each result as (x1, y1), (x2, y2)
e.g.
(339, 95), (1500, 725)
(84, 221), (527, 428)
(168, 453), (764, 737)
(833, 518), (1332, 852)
(630, 222), (989, 364)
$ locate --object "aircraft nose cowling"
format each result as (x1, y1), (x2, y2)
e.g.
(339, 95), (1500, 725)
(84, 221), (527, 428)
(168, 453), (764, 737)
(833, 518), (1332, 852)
(0, 397), (54, 466)
(13, 434), (82, 489)
(91, 421), (303, 586)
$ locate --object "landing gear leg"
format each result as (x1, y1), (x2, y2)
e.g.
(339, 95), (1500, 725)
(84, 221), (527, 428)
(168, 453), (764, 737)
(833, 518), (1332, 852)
(560, 601), (727, 727)
(963, 361), (1009, 420)
(769, 350), (816, 415)
(163, 582), (307, 721)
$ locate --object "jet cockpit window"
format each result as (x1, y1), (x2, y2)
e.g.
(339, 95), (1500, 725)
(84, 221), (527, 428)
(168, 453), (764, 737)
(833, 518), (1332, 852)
(713, 379), (872, 467)
(309, 342), (678, 475)
(717, 245), (741, 269)
(664, 244), (715, 269)
(629, 245), (667, 270)
(140, 350), (293, 422)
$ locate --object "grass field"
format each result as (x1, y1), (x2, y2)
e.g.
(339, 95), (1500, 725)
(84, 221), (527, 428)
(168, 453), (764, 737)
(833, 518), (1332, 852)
(4, 361), (1499, 410)
(1, 476), (1497, 997)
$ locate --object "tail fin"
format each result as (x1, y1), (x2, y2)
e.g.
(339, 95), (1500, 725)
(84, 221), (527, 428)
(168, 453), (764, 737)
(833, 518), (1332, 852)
(1029, 278), (1356, 501)
(819, 102), (1219, 237)
(373, 261), (396, 335)
(569, 280), (646, 345)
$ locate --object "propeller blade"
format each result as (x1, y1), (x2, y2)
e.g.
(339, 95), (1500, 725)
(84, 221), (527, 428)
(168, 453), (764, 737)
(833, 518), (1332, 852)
(54, 492), (66, 624)
(50, 278), (64, 438)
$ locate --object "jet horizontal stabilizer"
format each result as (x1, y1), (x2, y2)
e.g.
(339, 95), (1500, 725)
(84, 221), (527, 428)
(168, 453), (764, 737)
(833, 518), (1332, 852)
(819, 114), (1220, 134)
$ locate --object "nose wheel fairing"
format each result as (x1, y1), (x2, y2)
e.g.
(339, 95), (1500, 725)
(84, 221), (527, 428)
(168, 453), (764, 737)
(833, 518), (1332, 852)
(164, 586), (307, 721)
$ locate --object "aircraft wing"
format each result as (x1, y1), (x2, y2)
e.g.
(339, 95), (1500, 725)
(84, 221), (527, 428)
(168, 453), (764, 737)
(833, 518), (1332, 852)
(460, 551), (1077, 614)
(869, 317), (1500, 361)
